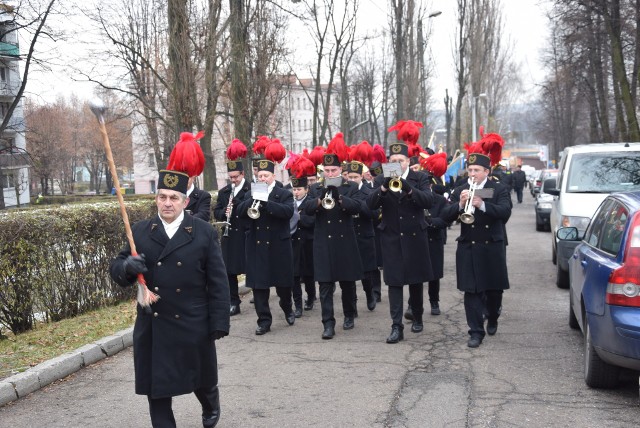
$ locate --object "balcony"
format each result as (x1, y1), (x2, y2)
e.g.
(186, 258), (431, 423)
(0, 80), (18, 97)
(0, 149), (30, 169)
(0, 42), (18, 58)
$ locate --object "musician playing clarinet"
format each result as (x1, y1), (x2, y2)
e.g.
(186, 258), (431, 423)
(213, 139), (251, 316)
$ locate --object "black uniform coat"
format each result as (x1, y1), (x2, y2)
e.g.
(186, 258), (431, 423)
(441, 179), (511, 292)
(304, 180), (364, 282)
(186, 186), (212, 222)
(237, 185), (294, 288)
(367, 170), (435, 286)
(351, 183), (378, 272)
(292, 195), (315, 277)
(425, 192), (449, 279)
(109, 214), (230, 399)
(213, 180), (251, 274)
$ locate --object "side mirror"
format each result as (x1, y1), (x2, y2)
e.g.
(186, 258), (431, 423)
(557, 226), (579, 241)
(543, 177), (559, 196)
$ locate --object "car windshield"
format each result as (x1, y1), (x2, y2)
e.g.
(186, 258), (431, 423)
(566, 152), (640, 193)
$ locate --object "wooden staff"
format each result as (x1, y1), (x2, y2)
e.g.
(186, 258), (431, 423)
(89, 99), (159, 307)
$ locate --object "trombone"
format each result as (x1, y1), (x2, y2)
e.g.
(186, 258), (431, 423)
(459, 181), (477, 224)
(248, 199), (261, 219)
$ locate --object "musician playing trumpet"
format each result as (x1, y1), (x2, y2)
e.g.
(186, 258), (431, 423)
(441, 138), (512, 349)
(213, 139), (251, 316)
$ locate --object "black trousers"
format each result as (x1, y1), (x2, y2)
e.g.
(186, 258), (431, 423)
(515, 186), (524, 203)
(293, 275), (315, 309)
(147, 386), (219, 428)
(355, 270), (376, 305)
(319, 281), (356, 327)
(464, 290), (503, 338)
(228, 274), (240, 306)
(253, 287), (293, 327)
(428, 279), (440, 302)
(389, 284), (423, 328)
(371, 269), (382, 300)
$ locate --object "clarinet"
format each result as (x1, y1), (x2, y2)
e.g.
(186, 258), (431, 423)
(222, 183), (235, 237)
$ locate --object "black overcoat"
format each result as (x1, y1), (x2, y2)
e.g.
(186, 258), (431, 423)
(304, 180), (364, 282)
(213, 181), (251, 274)
(367, 170), (435, 286)
(237, 185), (294, 288)
(425, 193), (449, 279)
(441, 179), (511, 292)
(186, 186), (212, 222)
(292, 196), (315, 277)
(109, 214), (230, 399)
(351, 183), (378, 273)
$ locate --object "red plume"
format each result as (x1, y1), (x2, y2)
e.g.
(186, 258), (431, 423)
(479, 125), (485, 139)
(167, 131), (205, 177)
(285, 151), (300, 170)
(291, 156), (316, 178)
(226, 138), (247, 161)
(464, 141), (484, 154)
(407, 142), (423, 158)
(479, 132), (505, 166)
(372, 144), (387, 163)
(308, 146), (326, 166)
(422, 152), (447, 177)
(388, 120), (423, 145)
(351, 140), (373, 165)
(253, 135), (271, 155)
(264, 138), (286, 163)
(326, 132), (349, 162)
(301, 148), (310, 159)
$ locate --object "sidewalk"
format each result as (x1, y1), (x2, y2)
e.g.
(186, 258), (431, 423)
(0, 285), (253, 407)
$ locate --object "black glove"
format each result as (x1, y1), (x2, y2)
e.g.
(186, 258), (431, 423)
(432, 184), (447, 195)
(382, 177), (392, 189)
(211, 330), (228, 341)
(400, 178), (411, 192)
(430, 218), (448, 229)
(123, 254), (148, 277)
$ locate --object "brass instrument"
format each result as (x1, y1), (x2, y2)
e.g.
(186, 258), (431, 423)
(321, 189), (335, 210)
(223, 183), (235, 236)
(248, 199), (261, 219)
(389, 172), (402, 192)
(459, 181), (477, 224)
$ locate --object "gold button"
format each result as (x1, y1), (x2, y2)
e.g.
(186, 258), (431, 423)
(153, 312), (158, 317)
(400, 233), (403, 236)
(174, 314), (180, 319)
(328, 220), (331, 224)
(266, 241), (270, 245)
(471, 225), (475, 228)
(328, 235), (332, 238)
(472, 241), (475, 244)
(339, 220), (342, 223)
(341, 234), (344, 237)
(157, 262), (162, 266)
(267, 226), (270, 230)
(177, 262), (182, 267)
(176, 289), (181, 293)
(257, 240), (261, 244)
(485, 241), (489, 244)
(399, 216), (403, 220)
(154, 287), (159, 291)
(485, 225), (489, 228)
(256, 226), (260, 230)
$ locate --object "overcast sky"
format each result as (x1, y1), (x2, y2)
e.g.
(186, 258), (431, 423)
(24, 0), (551, 106)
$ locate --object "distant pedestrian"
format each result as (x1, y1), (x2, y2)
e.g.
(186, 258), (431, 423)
(512, 165), (527, 203)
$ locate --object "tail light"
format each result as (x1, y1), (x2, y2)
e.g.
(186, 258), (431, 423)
(606, 211), (640, 307)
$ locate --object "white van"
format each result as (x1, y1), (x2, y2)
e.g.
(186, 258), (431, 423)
(544, 143), (640, 288)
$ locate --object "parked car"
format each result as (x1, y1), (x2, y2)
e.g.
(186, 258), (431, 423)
(557, 191), (640, 388)
(534, 170), (558, 231)
(530, 170), (543, 197)
(545, 143), (640, 289)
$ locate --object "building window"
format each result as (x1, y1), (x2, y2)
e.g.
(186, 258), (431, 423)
(298, 120), (301, 132)
(1, 172), (15, 189)
(148, 153), (155, 167)
(297, 98), (301, 110)
(0, 102), (10, 119)
(291, 119), (295, 133)
(0, 137), (14, 150)
(0, 67), (8, 85)
(303, 98), (306, 110)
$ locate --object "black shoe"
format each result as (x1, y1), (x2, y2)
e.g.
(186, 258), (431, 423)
(202, 412), (220, 428)
(430, 302), (441, 316)
(286, 313), (296, 326)
(322, 325), (335, 339)
(366, 294), (377, 311)
(404, 307), (414, 321)
(343, 317), (355, 330)
(487, 320), (498, 335)
(354, 309), (359, 318)
(467, 336), (483, 348)
(386, 327), (404, 344)
(294, 307), (303, 318)
(411, 321), (423, 333)
(304, 299), (314, 310)
(255, 325), (270, 335)
(229, 305), (240, 316)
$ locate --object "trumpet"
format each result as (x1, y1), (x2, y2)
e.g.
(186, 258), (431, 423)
(248, 199), (261, 219)
(459, 181), (477, 224)
(321, 189), (335, 210)
(389, 172), (402, 192)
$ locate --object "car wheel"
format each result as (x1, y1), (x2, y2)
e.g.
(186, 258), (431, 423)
(584, 317), (620, 388)
(556, 262), (569, 289)
(552, 241), (557, 265)
(569, 292), (579, 329)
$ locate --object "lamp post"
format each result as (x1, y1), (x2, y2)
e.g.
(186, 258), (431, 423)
(471, 92), (487, 142)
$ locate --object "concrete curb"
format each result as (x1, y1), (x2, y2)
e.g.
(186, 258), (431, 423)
(1, 283), (252, 408)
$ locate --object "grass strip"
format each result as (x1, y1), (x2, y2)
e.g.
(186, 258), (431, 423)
(0, 300), (136, 381)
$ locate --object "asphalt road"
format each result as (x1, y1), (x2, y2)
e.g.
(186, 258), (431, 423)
(0, 191), (638, 427)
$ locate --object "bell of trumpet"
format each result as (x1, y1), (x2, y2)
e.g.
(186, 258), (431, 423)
(321, 191), (335, 210)
(389, 177), (402, 192)
(247, 199), (261, 219)
(459, 182), (477, 224)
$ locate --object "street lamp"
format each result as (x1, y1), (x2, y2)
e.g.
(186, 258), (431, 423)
(471, 93), (487, 142)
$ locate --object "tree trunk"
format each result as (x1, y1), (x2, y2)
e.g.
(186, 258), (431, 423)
(229, 0), (250, 148)
(393, 0), (405, 120)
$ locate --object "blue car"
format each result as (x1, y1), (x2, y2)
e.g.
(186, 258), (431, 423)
(558, 191), (640, 388)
